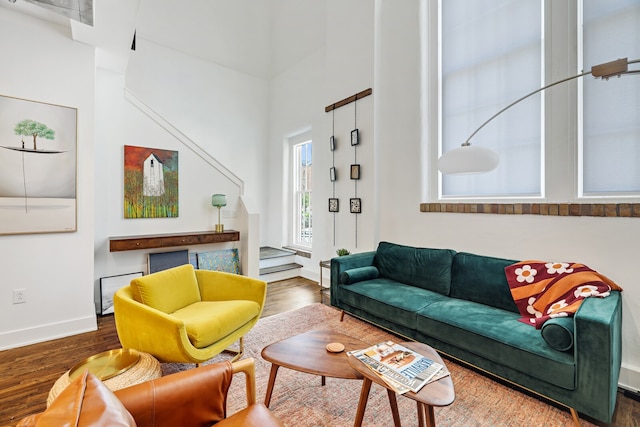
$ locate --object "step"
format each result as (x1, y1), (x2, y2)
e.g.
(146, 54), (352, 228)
(259, 246), (296, 260)
(259, 262), (302, 276)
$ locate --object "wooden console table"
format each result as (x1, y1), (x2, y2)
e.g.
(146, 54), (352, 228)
(109, 230), (239, 252)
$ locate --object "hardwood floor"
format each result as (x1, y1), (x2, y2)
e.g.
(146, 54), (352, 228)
(1, 277), (638, 426)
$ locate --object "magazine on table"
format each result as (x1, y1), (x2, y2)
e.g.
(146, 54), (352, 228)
(348, 341), (445, 393)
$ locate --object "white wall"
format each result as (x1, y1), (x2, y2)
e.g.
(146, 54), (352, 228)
(267, 0), (375, 280)
(93, 37), (272, 298)
(374, 0), (640, 391)
(0, 10), (96, 349)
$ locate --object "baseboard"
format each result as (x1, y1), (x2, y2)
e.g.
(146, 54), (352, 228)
(619, 364), (640, 393)
(0, 315), (97, 351)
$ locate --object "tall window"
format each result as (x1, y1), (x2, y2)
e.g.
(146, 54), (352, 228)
(292, 137), (312, 248)
(580, 0), (640, 196)
(440, 0), (543, 198)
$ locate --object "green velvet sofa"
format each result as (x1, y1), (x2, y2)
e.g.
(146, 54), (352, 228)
(330, 241), (622, 424)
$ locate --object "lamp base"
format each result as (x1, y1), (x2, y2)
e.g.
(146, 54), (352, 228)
(215, 224), (224, 233)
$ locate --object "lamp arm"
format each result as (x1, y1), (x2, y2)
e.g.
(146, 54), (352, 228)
(462, 70), (591, 146)
(463, 57), (640, 146)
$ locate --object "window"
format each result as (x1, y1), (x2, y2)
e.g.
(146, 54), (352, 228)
(439, 0), (543, 198)
(580, 0), (640, 196)
(292, 136), (312, 248)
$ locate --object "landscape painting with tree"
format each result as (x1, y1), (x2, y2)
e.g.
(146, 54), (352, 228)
(0, 94), (77, 235)
(124, 145), (179, 218)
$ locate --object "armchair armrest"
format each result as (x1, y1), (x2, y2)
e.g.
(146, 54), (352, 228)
(196, 270), (267, 307)
(113, 287), (197, 363)
(330, 251), (376, 307)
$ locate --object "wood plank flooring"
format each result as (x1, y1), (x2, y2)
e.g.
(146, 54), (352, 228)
(1, 277), (638, 426)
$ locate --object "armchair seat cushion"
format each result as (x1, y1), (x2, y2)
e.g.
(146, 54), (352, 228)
(173, 300), (261, 348)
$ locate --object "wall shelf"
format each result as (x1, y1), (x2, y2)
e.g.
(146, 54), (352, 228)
(109, 230), (240, 252)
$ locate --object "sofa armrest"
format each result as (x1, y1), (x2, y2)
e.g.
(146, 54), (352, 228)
(196, 270), (267, 308)
(573, 290), (622, 423)
(330, 251), (376, 306)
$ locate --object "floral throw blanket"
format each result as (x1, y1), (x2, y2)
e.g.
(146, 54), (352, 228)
(505, 261), (622, 329)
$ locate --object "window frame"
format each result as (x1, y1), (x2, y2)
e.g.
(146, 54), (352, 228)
(289, 131), (313, 250)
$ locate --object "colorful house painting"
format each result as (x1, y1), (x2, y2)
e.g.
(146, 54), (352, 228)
(124, 145), (178, 218)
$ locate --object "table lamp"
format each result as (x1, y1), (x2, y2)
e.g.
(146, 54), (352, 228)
(211, 194), (227, 232)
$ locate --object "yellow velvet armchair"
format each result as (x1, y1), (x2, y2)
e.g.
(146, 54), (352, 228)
(113, 264), (266, 364)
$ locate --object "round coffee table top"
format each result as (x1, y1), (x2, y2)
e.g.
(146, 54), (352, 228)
(261, 330), (368, 380)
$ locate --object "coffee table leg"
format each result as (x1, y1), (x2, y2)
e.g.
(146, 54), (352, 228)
(353, 377), (372, 427)
(417, 402), (436, 427)
(264, 364), (280, 407)
(386, 389), (401, 427)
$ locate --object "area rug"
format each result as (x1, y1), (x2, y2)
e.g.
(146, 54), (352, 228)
(162, 303), (595, 427)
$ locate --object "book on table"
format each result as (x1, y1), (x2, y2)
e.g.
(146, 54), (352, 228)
(348, 341), (446, 394)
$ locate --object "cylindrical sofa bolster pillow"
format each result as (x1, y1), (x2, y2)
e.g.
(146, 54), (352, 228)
(541, 317), (575, 351)
(339, 266), (379, 285)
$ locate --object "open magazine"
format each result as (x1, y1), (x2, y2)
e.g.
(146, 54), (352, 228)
(348, 341), (448, 394)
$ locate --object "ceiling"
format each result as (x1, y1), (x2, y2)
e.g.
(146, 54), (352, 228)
(0, 0), (325, 78)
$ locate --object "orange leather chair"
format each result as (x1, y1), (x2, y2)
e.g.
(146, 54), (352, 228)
(17, 358), (283, 427)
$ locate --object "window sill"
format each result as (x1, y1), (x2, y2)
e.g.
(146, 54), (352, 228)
(420, 202), (640, 218)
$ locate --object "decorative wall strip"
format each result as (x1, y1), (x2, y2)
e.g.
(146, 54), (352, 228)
(419, 203), (640, 218)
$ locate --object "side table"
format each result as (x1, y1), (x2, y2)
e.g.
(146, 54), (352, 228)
(319, 259), (331, 302)
(47, 349), (161, 406)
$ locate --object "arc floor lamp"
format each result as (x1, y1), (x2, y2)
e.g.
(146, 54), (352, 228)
(438, 57), (640, 175)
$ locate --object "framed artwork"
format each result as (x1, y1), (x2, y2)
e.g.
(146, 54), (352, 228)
(351, 129), (359, 146)
(195, 249), (240, 274)
(350, 198), (362, 213)
(99, 272), (143, 315)
(350, 164), (361, 180)
(124, 145), (179, 218)
(148, 249), (189, 274)
(0, 94), (77, 235)
(330, 167), (337, 182)
(329, 198), (339, 212)
(330, 136), (336, 151)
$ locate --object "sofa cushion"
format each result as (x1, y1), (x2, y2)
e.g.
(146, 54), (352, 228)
(17, 370), (136, 426)
(131, 264), (201, 314)
(541, 317), (575, 351)
(339, 278), (449, 329)
(339, 266), (379, 285)
(416, 299), (575, 390)
(450, 252), (519, 313)
(374, 242), (456, 295)
(172, 300), (261, 348)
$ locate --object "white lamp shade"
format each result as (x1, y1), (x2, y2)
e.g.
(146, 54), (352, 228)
(438, 145), (500, 175)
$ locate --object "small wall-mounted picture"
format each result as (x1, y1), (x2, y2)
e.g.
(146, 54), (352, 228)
(329, 198), (339, 212)
(350, 164), (361, 180)
(351, 129), (359, 146)
(330, 136), (336, 151)
(350, 197), (362, 213)
(330, 167), (337, 182)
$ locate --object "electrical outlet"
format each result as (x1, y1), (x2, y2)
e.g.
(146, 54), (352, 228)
(13, 288), (26, 304)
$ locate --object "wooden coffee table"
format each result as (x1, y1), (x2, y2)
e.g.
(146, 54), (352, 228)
(261, 330), (376, 408)
(348, 341), (455, 427)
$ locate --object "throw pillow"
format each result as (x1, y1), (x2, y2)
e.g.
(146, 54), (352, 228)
(17, 370), (136, 426)
(339, 266), (379, 285)
(541, 317), (575, 352)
